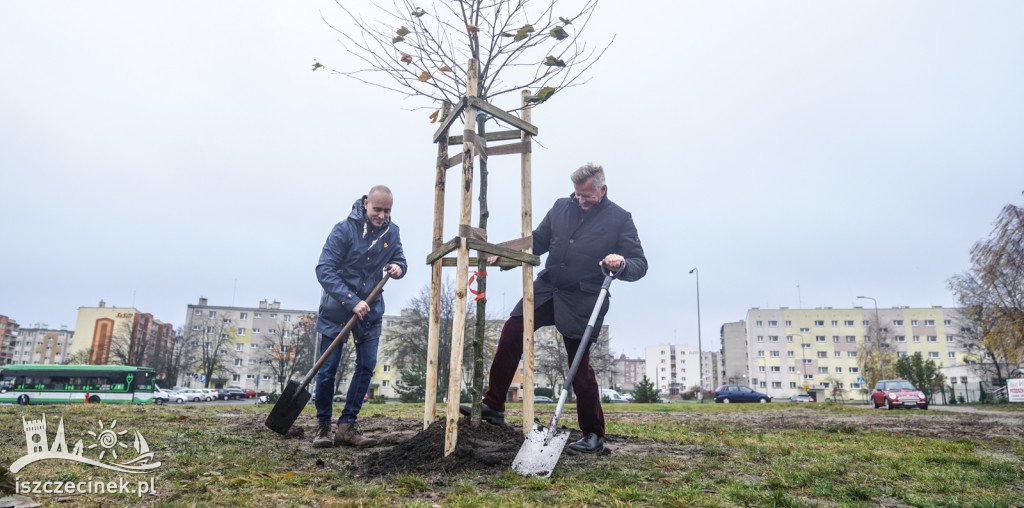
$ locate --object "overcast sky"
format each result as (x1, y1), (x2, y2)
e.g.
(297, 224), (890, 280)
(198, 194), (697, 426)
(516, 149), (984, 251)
(2, 1), (1022, 359)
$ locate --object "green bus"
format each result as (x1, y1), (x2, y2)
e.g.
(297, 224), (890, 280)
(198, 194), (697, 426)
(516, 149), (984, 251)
(0, 364), (156, 405)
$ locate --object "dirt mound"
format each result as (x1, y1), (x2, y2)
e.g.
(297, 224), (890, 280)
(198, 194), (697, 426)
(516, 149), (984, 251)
(357, 417), (525, 477)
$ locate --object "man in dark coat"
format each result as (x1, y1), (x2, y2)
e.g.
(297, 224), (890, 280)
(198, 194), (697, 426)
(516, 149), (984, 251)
(313, 185), (407, 448)
(468, 163), (648, 454)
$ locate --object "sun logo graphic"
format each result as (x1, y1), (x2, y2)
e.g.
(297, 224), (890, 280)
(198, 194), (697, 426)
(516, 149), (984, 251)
(10, 414), (161, 474)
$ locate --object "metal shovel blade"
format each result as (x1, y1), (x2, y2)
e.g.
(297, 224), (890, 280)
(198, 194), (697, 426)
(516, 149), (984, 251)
(264, 379), (310, 435)
(512, 422), (571, 477)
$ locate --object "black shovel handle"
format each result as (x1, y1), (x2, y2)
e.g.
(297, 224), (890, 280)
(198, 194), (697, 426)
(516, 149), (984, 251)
(296, 272), (392, 390)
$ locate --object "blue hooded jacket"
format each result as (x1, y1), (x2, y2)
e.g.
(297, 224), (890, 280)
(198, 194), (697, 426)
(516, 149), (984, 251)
(315, 196), (407, 337)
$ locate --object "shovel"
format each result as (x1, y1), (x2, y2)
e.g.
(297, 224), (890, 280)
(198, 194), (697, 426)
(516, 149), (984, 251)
(512, 266), (616, 477)
(264, 273), (391, 435)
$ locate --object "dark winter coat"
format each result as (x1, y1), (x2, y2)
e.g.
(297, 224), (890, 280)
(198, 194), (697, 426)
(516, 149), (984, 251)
(512, 193), (647, 339)
(315, 196), (407, 337)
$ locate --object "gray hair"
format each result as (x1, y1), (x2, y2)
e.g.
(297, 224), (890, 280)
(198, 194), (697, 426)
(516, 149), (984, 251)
(570, 163), (606, 188)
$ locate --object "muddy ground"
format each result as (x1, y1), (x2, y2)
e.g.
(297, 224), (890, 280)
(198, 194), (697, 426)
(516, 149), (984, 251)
(263, 407), (1024, 480)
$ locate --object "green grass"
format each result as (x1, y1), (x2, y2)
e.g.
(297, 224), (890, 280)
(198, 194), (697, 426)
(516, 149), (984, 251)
(1, 402), (1022, 507)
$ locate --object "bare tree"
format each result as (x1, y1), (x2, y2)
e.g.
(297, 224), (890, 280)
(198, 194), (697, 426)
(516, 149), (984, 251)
(185, 313), (241, 388)
(321, 0), (608, 108)
(159, 327), (190, 388)
(857, 315), (893, 390)
(383, 280), (493, 400)
(949, 191), (1024, 387)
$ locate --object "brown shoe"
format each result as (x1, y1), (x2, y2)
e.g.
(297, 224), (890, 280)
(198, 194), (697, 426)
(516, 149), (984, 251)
(312, 421), (335, 448)
(335, 422), (377, 448)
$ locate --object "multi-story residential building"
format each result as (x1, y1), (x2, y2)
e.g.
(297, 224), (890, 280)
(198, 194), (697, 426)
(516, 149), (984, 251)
(645, 344), (701, 395)
(611, 354), (644, 392)
(725, 306), (971, 401)
(69, 301), (174, 371)
(7, 326), (74, 365)
(1, 315), (21, 365)
(183, 298), (315, 392)
(700, 350), (721, 395)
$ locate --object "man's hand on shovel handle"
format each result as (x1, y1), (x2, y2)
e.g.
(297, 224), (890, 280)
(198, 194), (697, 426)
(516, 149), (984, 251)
(602, 254), (624, 271)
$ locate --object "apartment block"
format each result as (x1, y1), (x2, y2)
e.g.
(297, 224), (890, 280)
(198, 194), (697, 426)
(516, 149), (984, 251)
(69, 301), (173, 370)
(1, 315), (20, 365)
(645, 344), (702, 395)
(611, 354), (645, 392)
(726, 306), (969, 401)
(6, 326), (74, 365)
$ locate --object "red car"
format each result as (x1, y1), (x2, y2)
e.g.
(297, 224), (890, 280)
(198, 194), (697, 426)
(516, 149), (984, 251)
(871, 379), (928, 410)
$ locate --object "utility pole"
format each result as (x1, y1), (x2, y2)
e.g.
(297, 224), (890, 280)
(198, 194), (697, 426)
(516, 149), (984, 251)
(689, 268), (704, 403)
(856, 296), (886, 381)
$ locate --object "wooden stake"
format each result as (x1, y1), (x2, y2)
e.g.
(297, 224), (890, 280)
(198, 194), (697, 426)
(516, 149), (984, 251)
(425, 100), (451, 429)
(444, 58), (478, 457)
(520, 89), (536, 435)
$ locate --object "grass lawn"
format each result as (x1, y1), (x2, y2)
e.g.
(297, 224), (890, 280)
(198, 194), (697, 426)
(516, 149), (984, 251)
(2, 401), (1022, 507)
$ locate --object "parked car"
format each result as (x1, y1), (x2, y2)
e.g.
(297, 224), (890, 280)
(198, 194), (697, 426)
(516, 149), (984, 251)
(177, 388), (206, 402)
(788, 393), (814, 403)
(871, 379), (928, 410)
(713, 385), (772, 404)
(153, 388), (170, 405)
(533, 396), (555, 403)
(225, 388), (245, 400)
(200, 389), (217, 401)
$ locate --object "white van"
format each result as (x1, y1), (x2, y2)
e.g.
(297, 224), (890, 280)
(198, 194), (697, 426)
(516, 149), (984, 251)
(601, 389), (629, 403)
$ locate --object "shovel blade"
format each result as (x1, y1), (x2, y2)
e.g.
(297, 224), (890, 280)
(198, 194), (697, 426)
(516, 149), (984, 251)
(512, 423), (570, 477)
(264, 379), (311, 435)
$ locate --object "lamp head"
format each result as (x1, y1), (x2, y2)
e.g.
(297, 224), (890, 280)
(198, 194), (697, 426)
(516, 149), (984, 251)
(689, 268), (696, 274)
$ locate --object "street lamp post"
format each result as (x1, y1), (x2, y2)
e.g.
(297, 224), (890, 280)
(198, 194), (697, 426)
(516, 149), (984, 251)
(856, 296), (886, 381)
(791, 332), (806, 393)
(689, 268), (704, 403)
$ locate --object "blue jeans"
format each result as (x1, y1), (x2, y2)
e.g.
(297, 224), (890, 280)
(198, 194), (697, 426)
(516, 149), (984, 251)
(314, 321), (381, 424)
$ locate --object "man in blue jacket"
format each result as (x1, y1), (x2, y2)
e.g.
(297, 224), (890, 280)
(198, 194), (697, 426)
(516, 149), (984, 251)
(469, 163), (648, 454)
(313, 185), (407, 448)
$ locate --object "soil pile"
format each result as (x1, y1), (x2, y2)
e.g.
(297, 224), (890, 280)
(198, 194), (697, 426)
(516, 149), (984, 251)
(358, 417), (525, 477)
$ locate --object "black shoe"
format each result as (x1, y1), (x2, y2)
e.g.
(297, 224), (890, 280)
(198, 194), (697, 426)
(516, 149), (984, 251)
(568, 432), (604, 454)
(458, 403), (505, 425)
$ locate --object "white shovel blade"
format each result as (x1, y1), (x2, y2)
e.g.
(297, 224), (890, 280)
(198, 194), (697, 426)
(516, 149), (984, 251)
(511, 422), (571, 477)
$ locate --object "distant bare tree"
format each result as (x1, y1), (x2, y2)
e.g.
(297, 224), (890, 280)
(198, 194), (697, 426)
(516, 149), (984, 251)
(185, 313), (240, 388)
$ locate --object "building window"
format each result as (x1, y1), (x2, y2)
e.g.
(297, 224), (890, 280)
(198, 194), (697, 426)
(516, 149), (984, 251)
(925, 320), (935, 326)
(913, 336), (920, 342)
(816, 336), (826, 342)
(770, 351), (780, 357)
(790, 382), (797, 388)
(268, 329), (276, 335)
(787, 351), (794, 358)
(786, 336), (794, 342)
(231, 375), (240, 382)
(846, 336), (856, 342)
(206, 326), (214, 334)
(234, 359), (243, 366)
(771, 366), (780, 372)
(832, 336), (840, 342)
(800, 328), (810, 333)
(785, 321), (792, 326)
(237, 328), (246, 336)
(803, 359), (812, 364)
(756, 321), (763, 327)
(948, 352), (956, 358)
(946, 335), (954, 342)
(910, 320), (918, 326)
(927, 336), (937, 342)
(235, 344), (243, 351)
(192, 325), (200, 331)
(253, 328), (260, 334)
(944, 319), (951, 326)
(769, 336), (779, 342)
(814, 320), (824, 326)
(834, 351), (841, 358)
(251, 344), (257, 349)
(758, 366), (765, 373)
(208, 311), (216, 318)
(863, 320), (870, 326)
(768, 320), (777, 327)
(757, 336), (764, 342)
(831, 320), (838, 327)
(817, 352), (827, 358)
(270, 313), (277, 319)
(835, 367), (842, 373)
(895, 336), (905, 342)
(789, 367), (796, 373)
(898, 352), (908, 358)
(848, 352), (857, 358)
(266, 344), (274, 349)
(757, 350), (765, 357)
(801, 343), (811, 349)
(850, 367), (859, 373)
(928, 352), (939, 358)
(893, 320), (904, 326)
(193, 309), (201, 316)
(844, 320), (854, 326)
(239, 312), (248, 320)
(818, 367), (829, 374)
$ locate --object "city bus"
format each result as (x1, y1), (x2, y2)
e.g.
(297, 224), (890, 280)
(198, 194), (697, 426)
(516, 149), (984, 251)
(0, 364), (156, 405)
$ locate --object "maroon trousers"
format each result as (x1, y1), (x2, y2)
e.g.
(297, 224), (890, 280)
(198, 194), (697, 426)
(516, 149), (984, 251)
(482, 300), (605, 437)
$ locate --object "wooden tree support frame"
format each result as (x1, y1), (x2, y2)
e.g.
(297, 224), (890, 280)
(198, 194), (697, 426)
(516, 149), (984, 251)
(423, 58), (541, 457)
